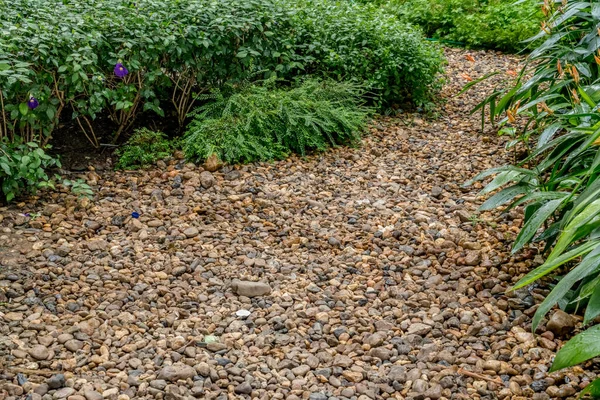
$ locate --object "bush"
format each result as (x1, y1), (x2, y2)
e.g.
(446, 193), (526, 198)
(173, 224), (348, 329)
(465, 2), (600, 395)
(0, 141), (60, 203)
(0, 0), (442, 150)
(388, 0), (542, 52)
(115, 128), (175, 170)
(290, 0), (445, 108)
(0, 0), (304, 146)
(184, 79), (370, 164)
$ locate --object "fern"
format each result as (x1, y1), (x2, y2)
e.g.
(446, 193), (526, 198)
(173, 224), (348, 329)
(184, 78), (371, 164)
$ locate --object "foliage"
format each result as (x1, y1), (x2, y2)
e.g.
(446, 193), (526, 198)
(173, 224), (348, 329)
(115, 128), (175, 170)
(387, 0), (543, 52)
(62, 179), (94, 199)
(0, 141), (60, 203)
(0, 0), (442, 150)
(289, 0), (445, 108)
(0, 0), (307, 146)
(464, 1), (600, 393)
(184, 79), (370, 164)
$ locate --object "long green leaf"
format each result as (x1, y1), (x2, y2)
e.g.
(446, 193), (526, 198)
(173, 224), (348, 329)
(533, 244), (600, 331)
(478, 171), (522, 196)
(512, 240), (600, 290)
(551, 324), (600, 372)
(537, 123), (562, 149)
(463, 165), (536, 187)
(580, 377), (600, 399)
(548, 199), (600, 263)
(584, 281), (600, 324)
(512, 198), (565, 254)
(479, 184), (530, 211)
(505, 191), (568, 212)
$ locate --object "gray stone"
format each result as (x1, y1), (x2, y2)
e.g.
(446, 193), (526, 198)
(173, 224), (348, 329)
(29, 345), (50, 360)
(47, 374), (65, 389)
(231, 280), (271, 297)
(200, 171), (216, 189)
(234, 382), (252, 395)
(157, 364), (196, 382)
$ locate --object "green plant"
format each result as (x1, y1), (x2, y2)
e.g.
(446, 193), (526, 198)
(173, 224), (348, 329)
(0, 0), (443, 149)
(289, 0), (445, 109)
(184, 78), (371, 164)
(115, 128), (175, 170)
(63, 179), (94, 199)
(464, 1), (600, 394)
(387, 0), (542, 52)
(0, 141), (60, 203)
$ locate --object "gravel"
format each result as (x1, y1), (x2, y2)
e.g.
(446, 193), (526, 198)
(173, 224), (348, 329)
(0, 48), (594, 400)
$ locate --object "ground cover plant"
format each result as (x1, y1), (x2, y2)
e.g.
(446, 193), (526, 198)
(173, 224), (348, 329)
(115, 128), (176, 170)
(184, 79), (370, 164)
(465, 1), (600, 395)
(387, 0), (543, 52)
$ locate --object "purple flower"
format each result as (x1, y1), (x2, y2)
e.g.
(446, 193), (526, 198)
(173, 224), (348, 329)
(28, 96), (39, 110)
(114, 63), (129, 78)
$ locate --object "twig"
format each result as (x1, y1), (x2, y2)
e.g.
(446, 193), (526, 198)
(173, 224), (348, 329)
(7, 367), (63, 376)
(457, 368), (503, 384)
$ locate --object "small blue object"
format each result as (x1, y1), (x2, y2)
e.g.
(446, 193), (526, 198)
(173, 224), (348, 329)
(131, 212), (140, 219)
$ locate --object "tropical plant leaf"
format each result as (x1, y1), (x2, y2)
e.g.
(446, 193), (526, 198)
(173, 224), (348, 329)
(479, 184), (530, 211)
(512, 198), (565, 253)
(580, 377), (600, 399)
(533, 244), (600, 331)
(551, 324), (600, 372)
(584, 281), (600, 325)
(512, 240), (600, 291)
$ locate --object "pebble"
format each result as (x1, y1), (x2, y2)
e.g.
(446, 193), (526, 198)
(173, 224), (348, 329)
(231, 280), (272, 297)
(0, 49), (581, 400)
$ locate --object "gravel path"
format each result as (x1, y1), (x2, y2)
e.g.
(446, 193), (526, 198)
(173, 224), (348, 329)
(1, 49), (595, 400)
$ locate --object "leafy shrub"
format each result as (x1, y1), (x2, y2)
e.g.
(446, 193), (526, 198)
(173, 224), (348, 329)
(184, 79), (370, 164)
(0, 141), (60, 203)
(115, 128), (175, 170)
(0, 0), (304, 146)
(465, 1), (600, 394)
(388, 0), (542, 52)
(289, 0), (445, 108)
(0, 0), (442, 150)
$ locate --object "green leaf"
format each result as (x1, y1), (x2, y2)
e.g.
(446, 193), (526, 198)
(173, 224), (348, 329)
(584, 282), (600, 324)
(0, 63), (9, 71)
(551, 324), (600, 372)
(479, 170), (525, 196)
(512, 198), (564, 254)
(463, 165), (536, 187)
(19, 103), (29, 116)
(0, 162), (10, 175)
(550, 199), (600, 262)
(537, 123), (562, 149)
(478, 184), (529, 211)
(533, 244), (600, 331)
(512, 240), (600, 291)
(580, 377), (600, 398)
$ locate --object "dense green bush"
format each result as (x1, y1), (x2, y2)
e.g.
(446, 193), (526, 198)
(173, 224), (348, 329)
(290, 0), (445, 108)
(465, 1), (600, 395)
(0, 0), (305, 146)
(184, 79), (370, 164)
(388, 0), (542, 52)
(0, 141), (60, 203)
(115, 128), (176, 170)
(0, 0), (442, 151)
